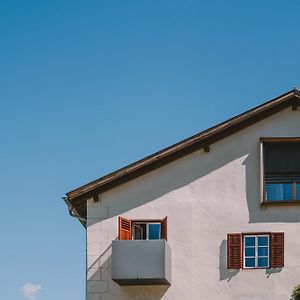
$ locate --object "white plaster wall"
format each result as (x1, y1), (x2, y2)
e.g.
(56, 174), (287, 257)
(87, 108), (300, 300)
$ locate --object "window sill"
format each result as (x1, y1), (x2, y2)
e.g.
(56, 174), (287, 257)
(261, 201), (300, 206)
(242, 267), (269, 270)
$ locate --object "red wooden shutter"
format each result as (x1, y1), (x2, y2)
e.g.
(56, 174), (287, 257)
(270, 232), (284, 268)
(118, 216), (132, 240)
(227, 233), (242, 269)
(161, 217), (168, 240)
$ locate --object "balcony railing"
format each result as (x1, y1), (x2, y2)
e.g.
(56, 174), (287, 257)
(264, 173), (300, 201)
(111, 239), (171, 285)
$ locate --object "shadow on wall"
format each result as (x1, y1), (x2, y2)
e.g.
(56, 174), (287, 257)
(265, 267), (282, 278)
(87, 129), (295, 297)
(100, 144), (251, 220)
(88, 241), (114, 272)
(219, 240), (239, 281)
(120, 286), (170, 300)
(89, 263), (169, 300)
(218, 239), (282, 282)
(87, 131), (300, 225)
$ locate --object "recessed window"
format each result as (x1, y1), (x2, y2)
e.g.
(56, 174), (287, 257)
(244, 235), (269, 268)
(118, 216), (167, 241)
(132, 222), (161, 240)
(262, 139), (300, 202)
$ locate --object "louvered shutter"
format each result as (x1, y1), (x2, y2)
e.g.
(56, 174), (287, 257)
(118, 216), (132, 240)
(227, 233), (242, 269)
(161, 217), (168, 240)
(270, 232), (284, 268)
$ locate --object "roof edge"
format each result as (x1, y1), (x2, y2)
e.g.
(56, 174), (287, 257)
(65, 89), (300, 220)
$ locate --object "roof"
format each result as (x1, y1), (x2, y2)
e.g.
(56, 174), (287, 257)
(65, 89), (300, 225)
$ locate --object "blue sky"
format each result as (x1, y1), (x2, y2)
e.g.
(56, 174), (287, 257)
(1, 1), (300, 299)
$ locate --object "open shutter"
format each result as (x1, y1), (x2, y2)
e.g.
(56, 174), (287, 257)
(118, 216), (132, 240)
(227, 233), (242, 269)
(270, 232), (284, 268)
(161, 217), (168, 240)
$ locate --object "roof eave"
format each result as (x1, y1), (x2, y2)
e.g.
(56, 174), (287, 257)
(65, 89), (300, 223)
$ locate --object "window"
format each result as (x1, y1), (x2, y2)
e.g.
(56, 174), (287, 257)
(262, 138), (300, 202)
(227, 232), (284, 270)
(118, 216), (167, 241)
(132, 222), (161, 240)
(244, 235), (269, 268)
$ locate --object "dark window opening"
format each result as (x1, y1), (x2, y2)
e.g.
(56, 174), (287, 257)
(263, 140), (300, 202)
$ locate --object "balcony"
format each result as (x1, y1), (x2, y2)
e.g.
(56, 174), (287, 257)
(111, 239), (171, 285)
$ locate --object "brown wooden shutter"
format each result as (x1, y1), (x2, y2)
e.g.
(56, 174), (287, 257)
(270, 232), (284, 268)
(227, 233), (242, 269)
(161, 217), (168, 240)
(118, 216), (132, 240)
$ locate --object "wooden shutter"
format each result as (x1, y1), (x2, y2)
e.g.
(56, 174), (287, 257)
(227, 233), (242, 269)
(270, 232), (284, 268)
(161, 217), (168, 240)
(118, 216), (132, 240)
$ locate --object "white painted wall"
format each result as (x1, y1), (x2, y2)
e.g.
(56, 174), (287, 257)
(87, 107), (300, 300)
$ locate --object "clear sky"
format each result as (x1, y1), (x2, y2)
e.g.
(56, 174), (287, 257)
(1, 1), (300, 299)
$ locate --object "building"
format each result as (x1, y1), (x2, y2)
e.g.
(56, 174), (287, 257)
(64, 89), (300, 300)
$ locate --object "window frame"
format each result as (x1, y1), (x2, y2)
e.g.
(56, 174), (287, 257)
(132, 221), (161, 240)
(243, 234), (270, 269)
(260, 137), (300, 204)
(227, 231), (284, 270)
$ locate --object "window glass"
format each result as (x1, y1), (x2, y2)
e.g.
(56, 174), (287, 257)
(245, 247), (255, 257)
(244, 235), (269, 269)
(258, 236), (269, 246)
(245, 236), (255, 247)
(266, 183), (293, 201)
(133, 223), (146, 240)
(258, 247), (268, 256)
(148, 224), (161, 240)
(245, 258), (255, 268)
(296, 183), (300, 200)
(132, 222), (161, 240)
(258, 257), (268, 268)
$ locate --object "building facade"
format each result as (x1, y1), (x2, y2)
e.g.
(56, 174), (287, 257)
(65, 89), (300, 300)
